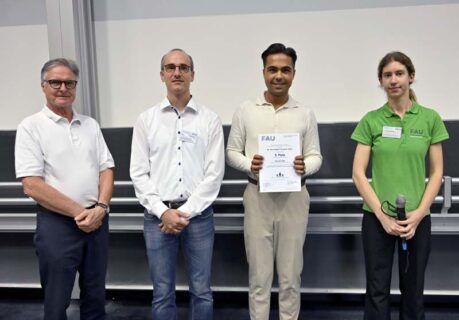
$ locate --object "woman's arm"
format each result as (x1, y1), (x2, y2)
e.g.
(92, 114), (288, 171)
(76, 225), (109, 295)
(398, 143), (444, 239)
(352, 143), (403, 235)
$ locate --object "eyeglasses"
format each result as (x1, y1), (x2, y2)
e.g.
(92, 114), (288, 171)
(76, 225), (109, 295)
(163, 64), (192, 74)
(43, 79), (78, 89)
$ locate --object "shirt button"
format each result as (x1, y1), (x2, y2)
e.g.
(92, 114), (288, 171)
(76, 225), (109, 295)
(178, 116), (181, 119)
(178, 162), (181, 166)
(179, 178), (182, 182)
(178, 146), (181, 150)
(180, 194), (183, 198)
(178, 131), (180, 134)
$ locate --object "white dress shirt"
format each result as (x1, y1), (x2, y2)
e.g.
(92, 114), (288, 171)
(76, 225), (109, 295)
(130, 97), (225, 219)
(15, 106), (115, 207)
(226, 95), (322, 178)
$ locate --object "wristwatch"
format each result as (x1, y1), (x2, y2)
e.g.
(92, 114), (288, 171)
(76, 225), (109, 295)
(95, 202), (110, 214)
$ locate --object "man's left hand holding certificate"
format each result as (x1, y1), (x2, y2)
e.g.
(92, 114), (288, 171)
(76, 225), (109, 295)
(258, 133), (302, 193)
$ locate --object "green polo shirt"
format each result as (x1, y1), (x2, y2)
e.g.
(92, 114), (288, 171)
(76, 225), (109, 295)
(351, 102), (449, 216)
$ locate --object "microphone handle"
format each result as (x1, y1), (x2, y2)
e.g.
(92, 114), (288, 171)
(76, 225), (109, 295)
(396, 207), (408, 251)
(396, 207), (406, 220)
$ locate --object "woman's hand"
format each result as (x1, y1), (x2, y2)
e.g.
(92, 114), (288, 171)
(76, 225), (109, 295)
(396, 209), (425, 240)
(377, 213), (405, 236)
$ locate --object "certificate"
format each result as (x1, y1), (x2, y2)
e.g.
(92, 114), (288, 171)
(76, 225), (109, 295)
(258, 133), (301, 193)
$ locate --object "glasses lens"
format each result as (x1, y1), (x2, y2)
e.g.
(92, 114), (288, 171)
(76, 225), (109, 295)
(164, 64), (176, 73)
(47, 80), (62, 89)
(179, 65), (190, 73)
(64, 80), (77, 89)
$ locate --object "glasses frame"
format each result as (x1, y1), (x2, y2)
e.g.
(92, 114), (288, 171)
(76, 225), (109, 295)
(43, 79), (78, 89)
(162, 64), (192, 74)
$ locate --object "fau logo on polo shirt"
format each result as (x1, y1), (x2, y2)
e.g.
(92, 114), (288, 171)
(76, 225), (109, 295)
(410, 128), (424, 138)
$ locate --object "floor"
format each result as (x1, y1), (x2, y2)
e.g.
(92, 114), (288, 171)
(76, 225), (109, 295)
(1, 291), (459, 320)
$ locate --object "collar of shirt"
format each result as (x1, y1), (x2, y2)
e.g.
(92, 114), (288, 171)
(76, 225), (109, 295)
(382, 101), (420, 118)
(41, 105), (82, 124)
(255, 94), (300, 110)
(159, 97), (200, 114)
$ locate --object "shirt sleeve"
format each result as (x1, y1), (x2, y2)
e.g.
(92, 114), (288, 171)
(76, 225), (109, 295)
(226, 105), (252, 174)
(351, 113), (373, 146)
(303, 109), (323, 176)
(430, 110), (449, 144)
(179, 114), (225, 219)
(130, 114), (169, 218)
(96, 124), (115, 171)
(15, 121), (44, 178)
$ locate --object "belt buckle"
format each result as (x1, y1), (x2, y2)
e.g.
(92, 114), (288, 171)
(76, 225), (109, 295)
(164, 200), (185, 209)
(168, 201), (179, 209)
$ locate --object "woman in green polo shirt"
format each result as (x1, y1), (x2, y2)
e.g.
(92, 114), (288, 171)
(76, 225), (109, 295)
(351, 51), (449, 320)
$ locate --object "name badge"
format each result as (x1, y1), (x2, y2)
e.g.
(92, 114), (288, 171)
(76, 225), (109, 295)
(180, 130), (198, 144)
(382, 126), (402, 139)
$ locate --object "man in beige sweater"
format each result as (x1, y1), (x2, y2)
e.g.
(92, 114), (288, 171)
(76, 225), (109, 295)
(226, 43), (322, 320)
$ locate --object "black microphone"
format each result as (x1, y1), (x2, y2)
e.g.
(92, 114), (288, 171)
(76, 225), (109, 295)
(396, 194), (408, 251)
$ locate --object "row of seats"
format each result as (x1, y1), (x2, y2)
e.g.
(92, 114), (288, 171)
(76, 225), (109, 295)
(1, 123), (458, 232)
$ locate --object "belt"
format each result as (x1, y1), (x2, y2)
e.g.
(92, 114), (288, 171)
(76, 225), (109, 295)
(163, 200), (187, 209)
(37, 204), (95, 214)
(247, 176), (306, 186)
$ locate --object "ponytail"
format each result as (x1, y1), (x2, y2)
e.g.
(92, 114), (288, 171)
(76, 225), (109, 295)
(409, 88), (417, 103)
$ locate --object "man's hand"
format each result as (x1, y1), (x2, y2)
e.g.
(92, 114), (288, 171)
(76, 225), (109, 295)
(75, 207), (106, 233)
(294, 155), (305, 175)
(159, 209), (190, 234)
(251, 154), (264, 174)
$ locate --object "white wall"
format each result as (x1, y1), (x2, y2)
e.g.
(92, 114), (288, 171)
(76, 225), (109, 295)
(94, 4), (459, 126)
(0, 24), (49, 129)
(0, 2), (458, 129)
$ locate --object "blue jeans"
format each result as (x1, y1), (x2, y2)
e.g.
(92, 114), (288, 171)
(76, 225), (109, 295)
(143, 207), (214, 320)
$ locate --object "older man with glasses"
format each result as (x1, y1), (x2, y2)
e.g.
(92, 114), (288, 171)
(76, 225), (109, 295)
(15, 58), (115, 320)
(130, 48), (225, 320)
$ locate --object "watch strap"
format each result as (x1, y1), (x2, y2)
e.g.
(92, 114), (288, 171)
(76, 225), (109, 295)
(95, 202), (109, 213)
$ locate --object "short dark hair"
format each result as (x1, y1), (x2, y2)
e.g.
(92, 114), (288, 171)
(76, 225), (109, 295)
(41, 58), (79, 81)
(261, 43), (297, 68)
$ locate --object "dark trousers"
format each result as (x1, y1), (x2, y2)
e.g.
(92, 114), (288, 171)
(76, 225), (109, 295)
(362, 211), (431, 320)
(34, 206), (109, 320)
